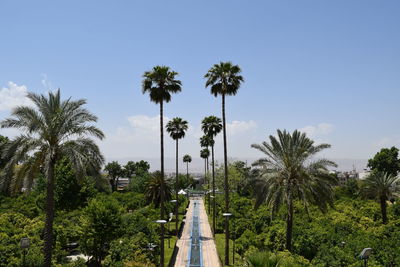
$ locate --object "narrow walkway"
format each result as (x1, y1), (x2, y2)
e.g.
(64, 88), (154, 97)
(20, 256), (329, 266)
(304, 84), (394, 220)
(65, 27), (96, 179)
(174, 198), (221, 267)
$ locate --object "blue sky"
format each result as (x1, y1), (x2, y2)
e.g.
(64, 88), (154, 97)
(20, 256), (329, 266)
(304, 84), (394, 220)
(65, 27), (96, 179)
(1, 1), (399, 170)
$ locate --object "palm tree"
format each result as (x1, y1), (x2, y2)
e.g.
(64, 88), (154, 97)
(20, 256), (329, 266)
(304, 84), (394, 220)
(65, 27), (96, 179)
(200, 148), (210, 190)
(183, 154), (192, 181)
(363, 171), (399, 224)
(146, 171), (172, 208)
(166, 117), (188, 235)
(205, 61), (244, 265)
(142, 65), (181, 267)
(1, 90), (104, 267)
(246, 252), (282, 267)
(201, 115), (222, 236)
(251, 129), (337, 252)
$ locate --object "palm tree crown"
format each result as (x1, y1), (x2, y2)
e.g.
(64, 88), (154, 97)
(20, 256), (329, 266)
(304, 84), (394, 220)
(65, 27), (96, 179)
(142, 65), (182, 103)
(204, 61), (244, 97)
(201, 116), (222, 138)
(200, 148), (210, 159)
(166, 117), (188, 140)
(200, 135), (214, 148)
(251, 129), (337, 251)
(183, 154), (192, 163)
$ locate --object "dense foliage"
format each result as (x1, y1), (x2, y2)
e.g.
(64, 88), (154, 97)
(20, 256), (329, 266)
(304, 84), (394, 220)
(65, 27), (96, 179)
(0, 158), (191, 266)
(209, 161), (400, 267)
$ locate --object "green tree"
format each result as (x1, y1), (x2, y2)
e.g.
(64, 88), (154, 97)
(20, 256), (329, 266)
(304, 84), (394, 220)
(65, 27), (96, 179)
(251, 129), (337, 252)
(166, 117), (188, 234)
(105, 161), (123, 192)
(174, 173), (194, 190)
(183, 154), (192, 182)
(0, 90), (104, 266)
(142, 65), (181, 267)
(124, 161), (136, 178)
(80, 195), (123, 266)
(135, 160), (150, 175)
(145, 171), (172, 208)
(363, 171), (399, 224)
(205, 61), (244, 265)
(367, 146), (400, 176)
(54, 158), (81, 210)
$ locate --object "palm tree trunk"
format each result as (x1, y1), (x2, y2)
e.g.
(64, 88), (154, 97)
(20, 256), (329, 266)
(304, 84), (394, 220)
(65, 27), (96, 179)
(159, 101), (165, 267)
(286, 193), (294, 252)
(222, 93), (230, 265)
(212, 143), (216, 237)
(207, 156), (210, 214)
(43, 157), (56, 267)
(204, 158), (207, 189)
(175, 139), (179, 236)
(380, 195), (388, 224)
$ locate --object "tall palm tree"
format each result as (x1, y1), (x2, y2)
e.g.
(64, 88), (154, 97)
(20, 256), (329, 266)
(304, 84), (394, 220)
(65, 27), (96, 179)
(363, 171), (399, 224)
(183, 154), (192, 182)
(251, 129), (337, 252)
(200, 148), (210, 191)
(146, 171), (172, 208)
(1, 90), (104, 267)
(142, 65), (181, 267)
(166, 117), (188, 235)
(205, 61), (244, 265)
(201, 115), (222, 236)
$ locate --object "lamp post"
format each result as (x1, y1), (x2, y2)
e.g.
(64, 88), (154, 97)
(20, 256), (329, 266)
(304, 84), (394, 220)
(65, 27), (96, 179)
(20, 237), (30, 266)
(168, 212), (174, 248)
(156, 220), (167, 267)
(222, 213), (232, 265)
(170, 199), (178, 236)
(359, 248), (373, 267)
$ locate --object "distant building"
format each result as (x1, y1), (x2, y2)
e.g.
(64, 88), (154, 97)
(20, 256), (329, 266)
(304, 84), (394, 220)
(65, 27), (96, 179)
(117, 178), (130, 190)
(332, 169), (359, 186)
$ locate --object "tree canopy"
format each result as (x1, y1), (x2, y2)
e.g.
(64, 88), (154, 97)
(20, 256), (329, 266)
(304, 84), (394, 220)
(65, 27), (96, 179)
(367, 146), (400, 176)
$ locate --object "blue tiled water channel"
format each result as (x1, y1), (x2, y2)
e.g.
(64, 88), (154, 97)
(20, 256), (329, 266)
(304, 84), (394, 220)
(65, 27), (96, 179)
(187, 200), (203, 267)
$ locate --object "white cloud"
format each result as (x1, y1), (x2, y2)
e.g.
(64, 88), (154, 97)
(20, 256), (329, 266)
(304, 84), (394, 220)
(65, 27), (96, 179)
(299, 123), (334, 138)
(0, 82), (33, 111)
(41, 73), (53, 90)
(127, 114), (170, 134)
(227, 120), (257, 135)
(100, 116), (259, 161)
(100, 115), (172, 158)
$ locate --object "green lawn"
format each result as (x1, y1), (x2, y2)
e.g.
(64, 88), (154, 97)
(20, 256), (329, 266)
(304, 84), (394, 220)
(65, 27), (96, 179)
(215, 234), (234, 266)
(164, 235), (177, 266)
